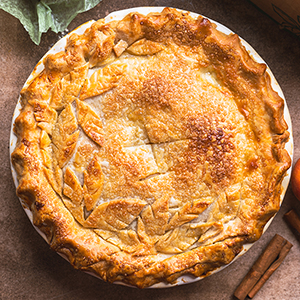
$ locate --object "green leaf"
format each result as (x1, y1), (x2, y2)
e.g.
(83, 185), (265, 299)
(0, 0), (102, 45)
(37, 2), (53, 34)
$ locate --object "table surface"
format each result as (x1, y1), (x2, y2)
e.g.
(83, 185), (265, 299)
(1, 0), (300, 299)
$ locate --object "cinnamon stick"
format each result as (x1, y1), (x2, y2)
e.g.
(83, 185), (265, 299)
(247, 240), (293, 298)
(234, 234), (292, 300)
(284, 209), (300, 236)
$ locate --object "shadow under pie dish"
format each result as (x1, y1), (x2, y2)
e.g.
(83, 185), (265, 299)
(10, 7), (292, 288)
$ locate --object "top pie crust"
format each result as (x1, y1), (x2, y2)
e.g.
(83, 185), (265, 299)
(11, 8), (291, 288)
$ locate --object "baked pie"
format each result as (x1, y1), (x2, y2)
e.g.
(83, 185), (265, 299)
(11, 7), (291, 288)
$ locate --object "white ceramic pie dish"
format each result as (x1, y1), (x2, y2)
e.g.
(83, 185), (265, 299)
(10, 7), (293, 288)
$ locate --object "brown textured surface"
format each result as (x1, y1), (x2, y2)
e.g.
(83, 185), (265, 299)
(1, 0), (300, 298)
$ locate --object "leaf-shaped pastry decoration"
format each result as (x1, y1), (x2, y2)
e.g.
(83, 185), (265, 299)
(140, 195), (169, 236)
(79, 63), (127, 100)
(40, 149), (52, 169)
(127, 38), (164, 56)
(21, 70), (61, 104)
(197, 222), (224, 244)
(155, 223), (219, 253)
(155, 226), (197, 253)
(73, 141), (99, 172)
(113, 40), (128, 57)
(80, 72), (115, 100)
(29, 100), (57, 135)
(50, 63), (89, 110)
(95, 228), (141, 253)
(39, 130), (52, 169)
(85, 198), (147, 230)
(98, 226), (156, 256)
(165, 197), (214, 231)
(76, 99), (105, 146)
(102, 63), (127, 77)
(40, 130), (51, 149)
(155, 221), (223, 253)
(61, 194), (85, 226)
(52, 104), (79, 168)
(83, 155), (104, 211)
(63, 167), (83, 206)
(208, 184), (241, 223)
(43, 161), (63, 196)
(131, 216), (157, 256)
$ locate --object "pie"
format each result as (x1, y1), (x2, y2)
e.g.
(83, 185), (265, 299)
(11, 7), (291, 288)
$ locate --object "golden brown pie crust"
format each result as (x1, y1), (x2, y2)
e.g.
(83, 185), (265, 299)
(11, 8), (291, 288)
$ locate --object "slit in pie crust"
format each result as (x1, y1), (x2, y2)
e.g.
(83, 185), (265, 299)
(11, 7), (291, 288)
